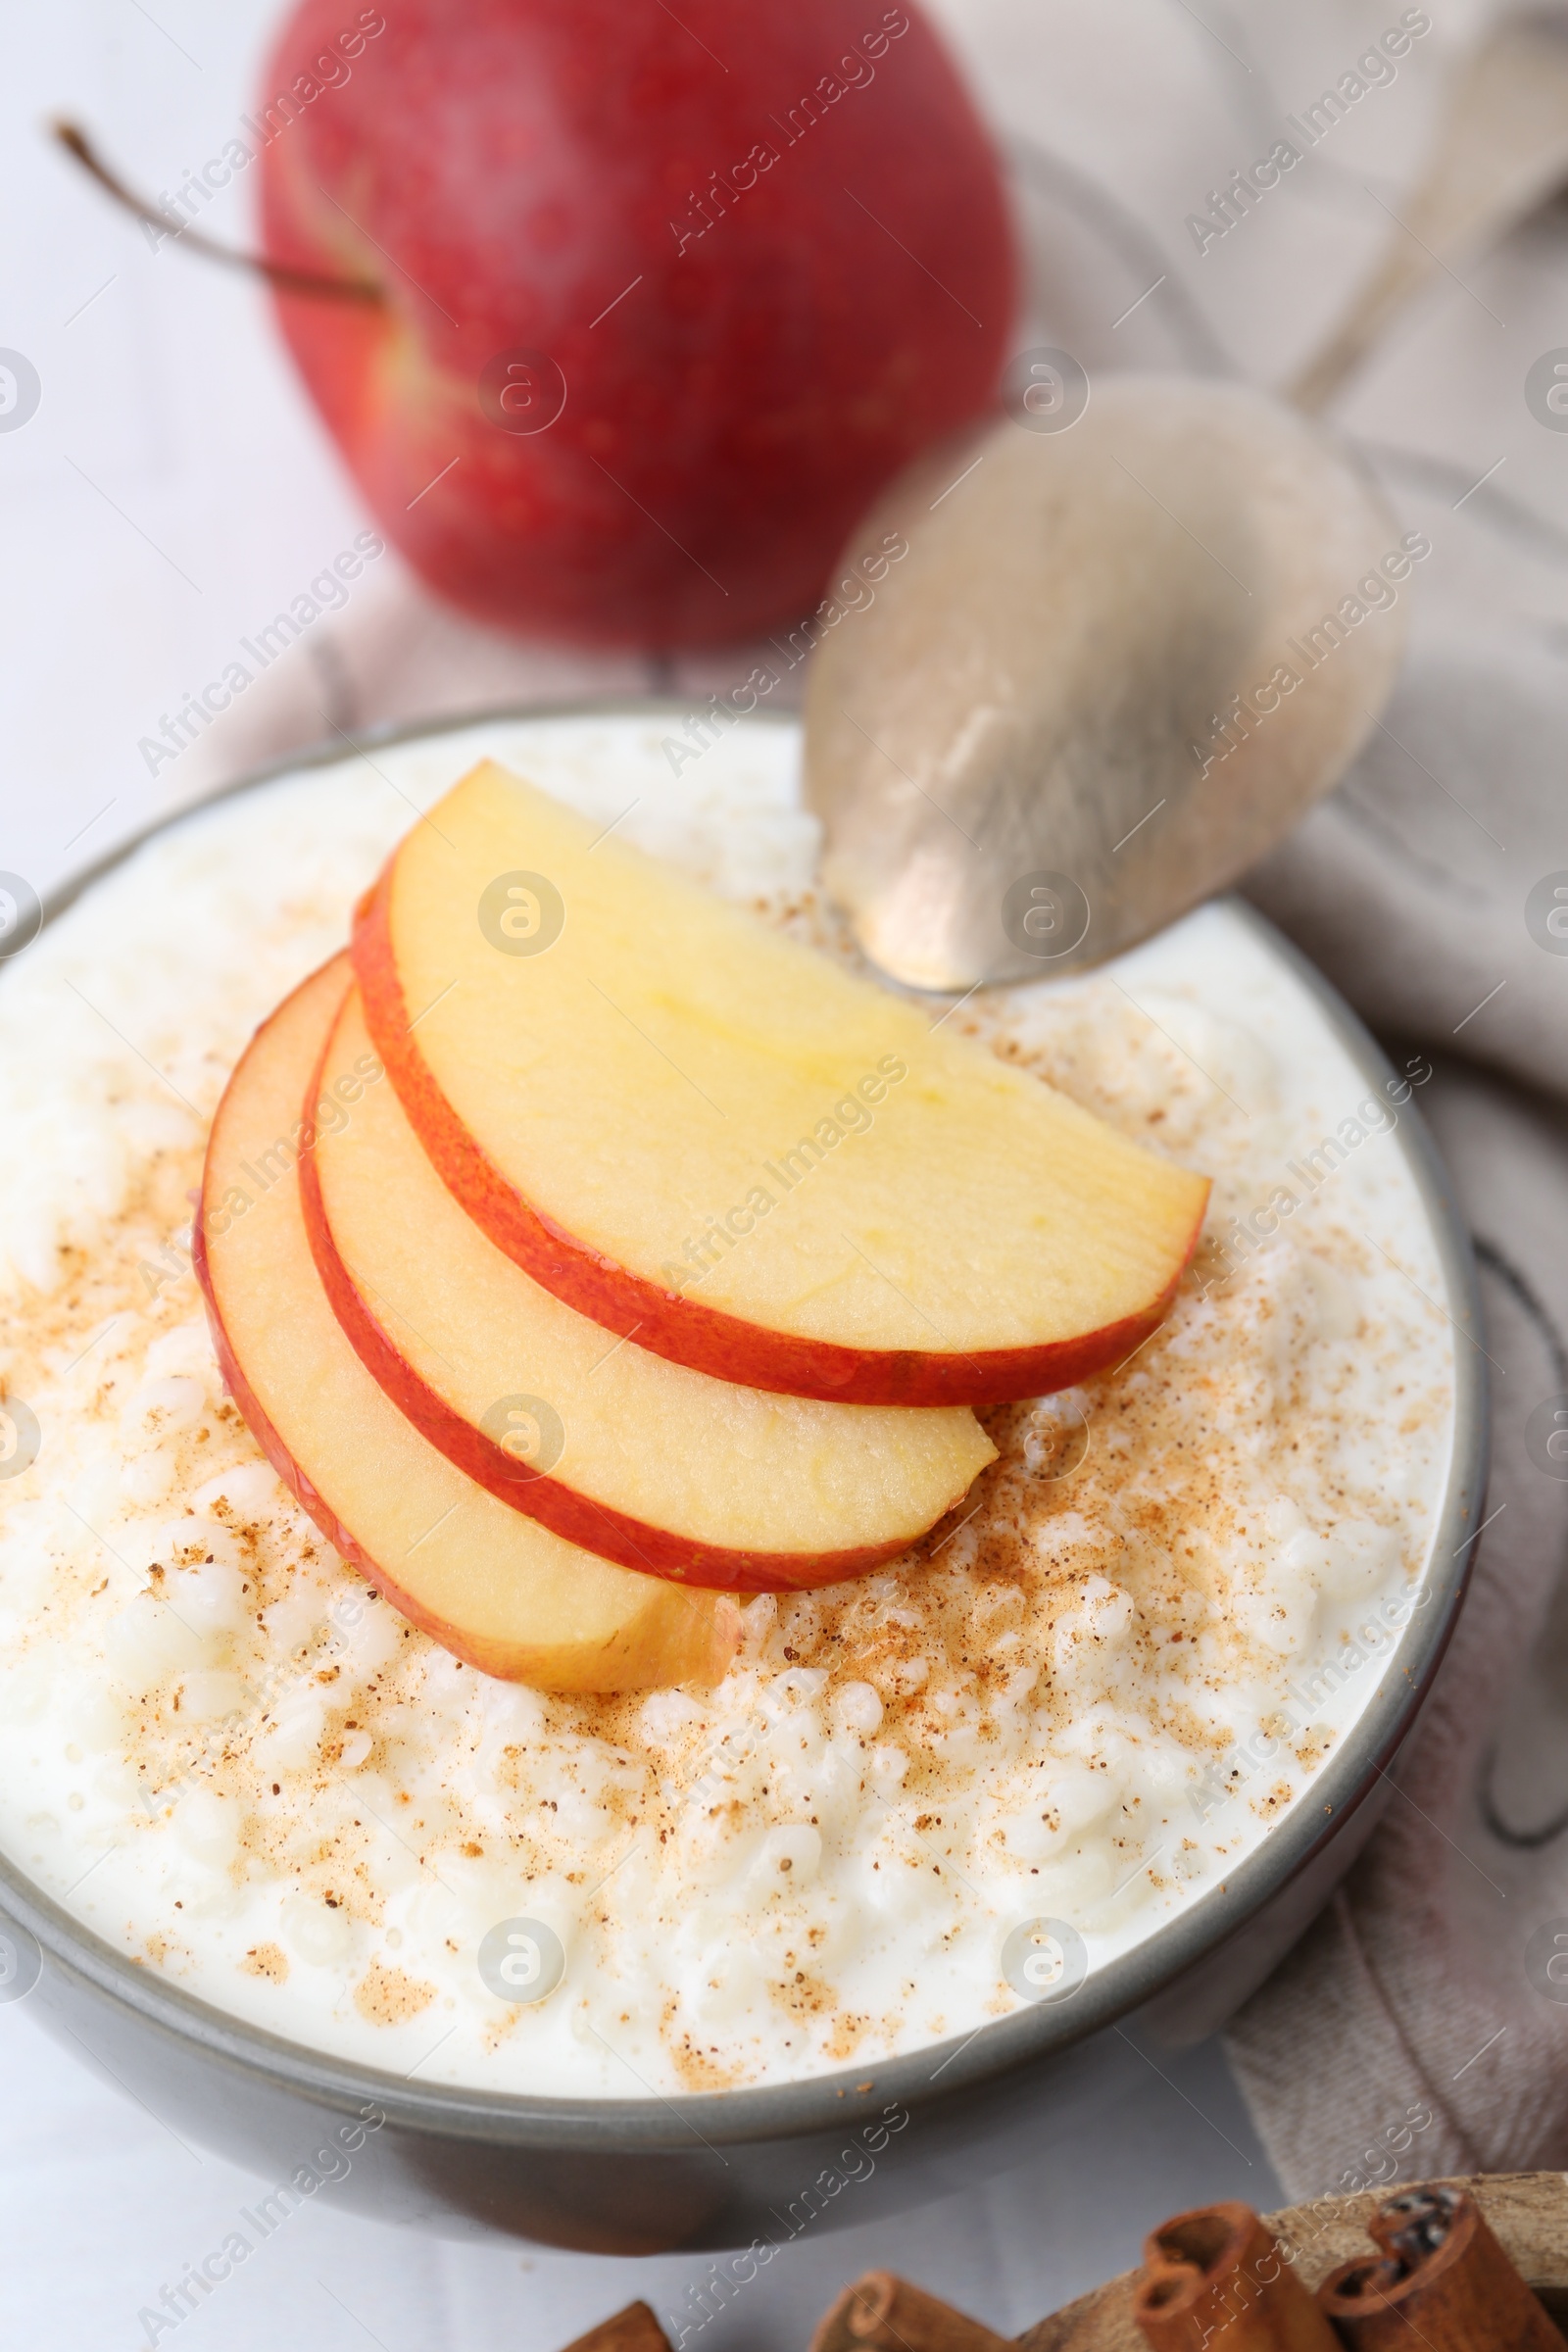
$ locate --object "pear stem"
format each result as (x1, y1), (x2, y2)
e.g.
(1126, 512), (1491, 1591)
(52, 120), (385, 305)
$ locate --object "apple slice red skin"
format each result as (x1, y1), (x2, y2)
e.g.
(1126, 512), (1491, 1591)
(191, 1096), (546, 1680)
(353, 863), (1206, 1407)
(193, 965), (739, 1686)
(298, 999), (959, 1592)
(193, 1203), (433, 1631)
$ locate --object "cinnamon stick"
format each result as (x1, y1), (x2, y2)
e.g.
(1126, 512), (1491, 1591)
(808, 2271), (1012, 2352)
(559, 2301), (672, 2352)
(1318, 2183), (1564, 2347)
(1133, 2201), (1338, 2351)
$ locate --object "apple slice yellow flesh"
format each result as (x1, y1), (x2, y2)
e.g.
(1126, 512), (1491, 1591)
(194, 956), (738, 1691)
(355, 760), (1211, 1405)
(304, 987), (995, 1592)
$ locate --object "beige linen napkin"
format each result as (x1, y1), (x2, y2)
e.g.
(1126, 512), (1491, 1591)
(1226, 453), (1568, 2193)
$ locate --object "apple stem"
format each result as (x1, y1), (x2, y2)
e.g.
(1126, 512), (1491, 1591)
(52, 120), (386, 306)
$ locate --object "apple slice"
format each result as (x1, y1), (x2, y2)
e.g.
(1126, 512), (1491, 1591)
(194, 956), (738, 1690)
(303, 986), (995, 1592)
(354, 760), (1211, 1405)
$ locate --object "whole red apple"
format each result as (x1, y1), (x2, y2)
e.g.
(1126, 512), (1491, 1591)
(257, 0), (1015, 649)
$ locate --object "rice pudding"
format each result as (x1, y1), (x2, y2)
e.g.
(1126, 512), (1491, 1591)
(0, 712), (1454, 2097)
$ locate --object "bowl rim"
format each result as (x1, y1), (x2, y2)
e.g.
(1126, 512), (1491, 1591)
(0, 695), (1488, 2153)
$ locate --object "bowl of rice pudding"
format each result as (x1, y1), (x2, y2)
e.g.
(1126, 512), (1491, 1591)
(0, 703), (1482, 2253)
